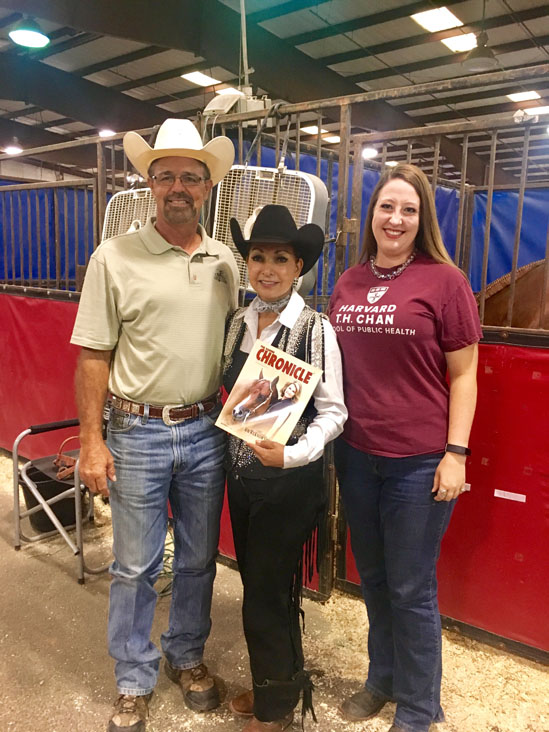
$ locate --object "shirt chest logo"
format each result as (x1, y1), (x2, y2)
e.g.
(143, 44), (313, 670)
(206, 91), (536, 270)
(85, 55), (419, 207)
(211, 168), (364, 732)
(367, 286), (388, 304)
(214, 268), (228, 285)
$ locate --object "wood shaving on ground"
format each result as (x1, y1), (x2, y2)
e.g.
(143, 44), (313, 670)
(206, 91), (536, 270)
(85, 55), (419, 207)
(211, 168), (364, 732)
(1, 453), (547, 732)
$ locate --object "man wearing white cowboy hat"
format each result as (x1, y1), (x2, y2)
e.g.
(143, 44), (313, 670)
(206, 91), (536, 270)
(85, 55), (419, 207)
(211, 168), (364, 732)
(71, 118), (239, 732)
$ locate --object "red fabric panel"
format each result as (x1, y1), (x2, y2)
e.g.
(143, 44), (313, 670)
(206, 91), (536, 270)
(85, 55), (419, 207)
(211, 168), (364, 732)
(218, 488), (236, 559)
(438, 343), (549, 651)
(345, 529), (360, 585)
(0, 294), (80, 458)
(344, 343), (549, 651)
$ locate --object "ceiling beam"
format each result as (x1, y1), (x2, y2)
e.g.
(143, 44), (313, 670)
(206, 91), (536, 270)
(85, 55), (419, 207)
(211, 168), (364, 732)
(111, 59), (215, 93)
(147, 79), (240, 107)
(0, 11), (20, 28)
(0, 54), (167, 130)
(0, 46), (170, 125)
(32, 116), (81, 131)
(0, 118), (97, 167)
(286, 0), (466, 47)
(0, 0), (201, 53)
(347, 36), (549, 85)
(247, 0), (332, 25)
(320, 7), (549, 67)
(0, 104), (42, 120)
(410, 96), (549, 125)
(24, 31), (102, 60)
(397, 81), (549, 113)
(77, 45), (167, 77)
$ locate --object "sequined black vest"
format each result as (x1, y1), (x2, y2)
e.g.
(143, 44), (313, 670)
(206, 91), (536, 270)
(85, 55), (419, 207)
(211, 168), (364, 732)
(222, 304), (327, 479)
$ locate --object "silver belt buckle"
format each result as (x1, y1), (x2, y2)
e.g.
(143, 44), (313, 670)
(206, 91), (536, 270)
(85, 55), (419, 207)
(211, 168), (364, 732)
(162, 404), (186, 426)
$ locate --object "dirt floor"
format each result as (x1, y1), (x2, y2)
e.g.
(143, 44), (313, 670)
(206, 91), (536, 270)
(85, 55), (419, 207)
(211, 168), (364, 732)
(1, 451), (547, 732)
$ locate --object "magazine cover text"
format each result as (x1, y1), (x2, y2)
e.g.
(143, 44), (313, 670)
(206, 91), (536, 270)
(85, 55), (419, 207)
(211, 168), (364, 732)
(216, 340), (322, 446)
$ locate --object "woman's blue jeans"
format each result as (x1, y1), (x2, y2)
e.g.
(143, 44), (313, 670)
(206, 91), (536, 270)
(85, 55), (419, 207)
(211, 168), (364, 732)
(335, 439), (455, 732)
(106, 405), (225, 696)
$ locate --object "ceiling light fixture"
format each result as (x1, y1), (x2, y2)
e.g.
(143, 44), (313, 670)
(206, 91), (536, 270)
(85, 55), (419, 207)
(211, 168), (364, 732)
(3, 137), (23, 155)
(98, 129), (116, 138)
(362, 147), (378, 160)
(385, 161), (398, 167)
(411, 7), (463, 32)
(525, 106), (549, 116)
(507, 91), (541, 102)
(462, 0), (498, 73)
(442, 33), (477, 53)
(181, 71), (222, 87)
(323, 134), (341, 143)
(300, 126), (328, 135)
(8, 17), (50, 48)
(216, 87), (245, 96)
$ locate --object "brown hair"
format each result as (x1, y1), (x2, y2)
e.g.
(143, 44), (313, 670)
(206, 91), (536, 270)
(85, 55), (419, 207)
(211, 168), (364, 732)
(359, 163), (455, 267)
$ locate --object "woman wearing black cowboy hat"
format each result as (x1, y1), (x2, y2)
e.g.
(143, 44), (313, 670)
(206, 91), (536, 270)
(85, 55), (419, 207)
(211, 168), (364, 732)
(223, 205), (347, 731)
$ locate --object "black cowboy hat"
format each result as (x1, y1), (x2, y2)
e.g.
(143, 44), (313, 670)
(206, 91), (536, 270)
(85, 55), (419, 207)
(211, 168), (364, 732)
(230, 204), (325, 275)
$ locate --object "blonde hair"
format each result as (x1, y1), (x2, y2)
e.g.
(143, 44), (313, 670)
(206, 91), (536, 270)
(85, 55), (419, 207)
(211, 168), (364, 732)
(359, 163), (456, 267)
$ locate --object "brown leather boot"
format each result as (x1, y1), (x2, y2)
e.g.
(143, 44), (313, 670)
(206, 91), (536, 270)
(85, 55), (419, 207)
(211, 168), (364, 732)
(339, 687), (389, 721)
(242, 714), (293, 731)
(229, 688), (254, 717)
(108, 692), (153, 731)
(164, 661), (219, 712)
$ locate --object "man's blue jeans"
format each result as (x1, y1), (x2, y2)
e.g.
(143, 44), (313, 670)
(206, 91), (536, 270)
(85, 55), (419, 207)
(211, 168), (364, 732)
(106, 405), (225, 696)
(335, 439), (455, 732)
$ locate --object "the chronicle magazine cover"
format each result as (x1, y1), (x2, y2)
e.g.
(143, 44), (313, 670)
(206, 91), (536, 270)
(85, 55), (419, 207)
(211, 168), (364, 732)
(216, 339), (322, 446)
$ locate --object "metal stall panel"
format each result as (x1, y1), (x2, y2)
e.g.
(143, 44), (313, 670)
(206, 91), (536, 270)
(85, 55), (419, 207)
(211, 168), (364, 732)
(0, 180), (95, 292)
(337, 342), (549, 652)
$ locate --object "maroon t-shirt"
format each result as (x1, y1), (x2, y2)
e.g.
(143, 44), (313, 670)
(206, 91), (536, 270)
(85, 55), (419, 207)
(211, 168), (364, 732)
(328, 253), (482, 457)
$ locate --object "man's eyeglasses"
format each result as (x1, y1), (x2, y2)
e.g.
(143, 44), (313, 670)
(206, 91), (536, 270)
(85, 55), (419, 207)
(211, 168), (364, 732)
(151, 173), (209, 187)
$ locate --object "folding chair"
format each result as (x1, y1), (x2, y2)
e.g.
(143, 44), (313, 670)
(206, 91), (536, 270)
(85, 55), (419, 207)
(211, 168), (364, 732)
(13, 418), (110, 584)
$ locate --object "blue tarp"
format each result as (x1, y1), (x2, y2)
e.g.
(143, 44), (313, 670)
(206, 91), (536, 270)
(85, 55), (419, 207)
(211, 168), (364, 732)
(0, 182), (94, 286)
(2, 159), (548, 295)
(242, 144), (460, 295)
(469, 189), (549, 291)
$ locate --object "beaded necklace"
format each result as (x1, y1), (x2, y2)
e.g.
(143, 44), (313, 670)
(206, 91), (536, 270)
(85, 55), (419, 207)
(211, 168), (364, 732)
(369, 249), (416, 280)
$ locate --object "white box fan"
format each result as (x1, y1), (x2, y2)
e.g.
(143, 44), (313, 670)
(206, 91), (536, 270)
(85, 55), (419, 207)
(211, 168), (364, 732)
(101, 166), (329, 296)
(213, 165), (328, 294)
(101, 188), (157, 242)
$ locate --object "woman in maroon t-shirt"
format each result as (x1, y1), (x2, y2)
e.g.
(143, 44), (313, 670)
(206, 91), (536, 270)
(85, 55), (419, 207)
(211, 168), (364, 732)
(329, 164), (481, 732)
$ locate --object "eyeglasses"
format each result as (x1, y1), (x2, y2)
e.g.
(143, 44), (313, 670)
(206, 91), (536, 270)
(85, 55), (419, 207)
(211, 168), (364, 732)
(151, 172), (209, 187)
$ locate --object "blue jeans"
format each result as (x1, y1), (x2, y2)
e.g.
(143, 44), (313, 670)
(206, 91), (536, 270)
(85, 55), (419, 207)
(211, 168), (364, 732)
(335, 439), (455, 732)
(106, 404), (225, 696)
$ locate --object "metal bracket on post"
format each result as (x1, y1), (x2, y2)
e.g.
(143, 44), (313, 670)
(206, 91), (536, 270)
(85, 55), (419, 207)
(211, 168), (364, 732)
(342, 217), (358, 234)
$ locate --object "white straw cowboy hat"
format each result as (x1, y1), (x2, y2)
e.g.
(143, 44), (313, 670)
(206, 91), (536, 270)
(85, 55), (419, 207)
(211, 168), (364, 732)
(123, 118), (234, 185)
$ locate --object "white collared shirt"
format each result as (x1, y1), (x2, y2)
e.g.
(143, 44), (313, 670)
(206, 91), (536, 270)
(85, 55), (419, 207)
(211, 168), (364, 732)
(235, 290), (347, 468)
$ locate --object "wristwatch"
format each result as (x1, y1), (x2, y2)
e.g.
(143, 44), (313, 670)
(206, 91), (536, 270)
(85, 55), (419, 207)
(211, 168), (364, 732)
(445, 443), (471, 456)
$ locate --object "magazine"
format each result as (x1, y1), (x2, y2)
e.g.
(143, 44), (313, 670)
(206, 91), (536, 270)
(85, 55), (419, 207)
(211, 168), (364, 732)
(216, 339), (322, 446)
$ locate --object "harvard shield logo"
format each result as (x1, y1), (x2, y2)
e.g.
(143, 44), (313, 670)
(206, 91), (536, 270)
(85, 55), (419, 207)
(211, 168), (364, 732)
(367, 286), (388, 304)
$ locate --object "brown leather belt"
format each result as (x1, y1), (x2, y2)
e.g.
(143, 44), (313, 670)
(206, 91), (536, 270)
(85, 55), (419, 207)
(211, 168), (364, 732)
(108, 391), (220, 426)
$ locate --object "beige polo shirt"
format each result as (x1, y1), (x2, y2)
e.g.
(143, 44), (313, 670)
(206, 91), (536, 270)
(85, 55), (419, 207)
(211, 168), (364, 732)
(71, 218), (239, 405)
